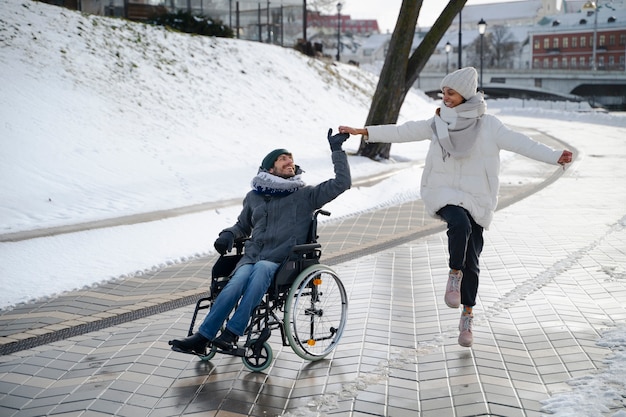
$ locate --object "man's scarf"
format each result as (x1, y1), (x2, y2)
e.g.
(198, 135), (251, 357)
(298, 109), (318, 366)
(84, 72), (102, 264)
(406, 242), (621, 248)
(432, 93), (486, 160)
(251, 169), (305, 197)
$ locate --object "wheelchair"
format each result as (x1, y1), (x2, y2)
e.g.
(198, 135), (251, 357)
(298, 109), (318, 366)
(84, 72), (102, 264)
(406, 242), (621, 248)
(185, 210), (348, 372)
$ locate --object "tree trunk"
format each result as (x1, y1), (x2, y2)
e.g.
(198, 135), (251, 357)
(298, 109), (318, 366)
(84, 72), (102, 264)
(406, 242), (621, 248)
(357, 0), (468, 160)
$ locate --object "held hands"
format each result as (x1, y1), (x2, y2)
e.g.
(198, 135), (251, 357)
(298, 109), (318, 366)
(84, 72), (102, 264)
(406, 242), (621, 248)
(327, 128), (350, 152)
(338, 126), (367, 136)
(214, 231), (234, 255)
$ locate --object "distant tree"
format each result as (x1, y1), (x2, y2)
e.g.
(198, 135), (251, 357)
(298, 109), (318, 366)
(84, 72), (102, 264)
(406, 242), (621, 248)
(308, 0), (343, 15)
(147, 11), (234, 38)
(467, 33), (492, 69)
(467, 26), (518, 70)
(357, 0), (467, 160)
(489, 25), (517, 68)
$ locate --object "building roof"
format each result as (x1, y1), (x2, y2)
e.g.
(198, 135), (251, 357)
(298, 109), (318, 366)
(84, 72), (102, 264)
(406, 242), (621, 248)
(457, 0), (543, 25)
(532, 7), (626, 33)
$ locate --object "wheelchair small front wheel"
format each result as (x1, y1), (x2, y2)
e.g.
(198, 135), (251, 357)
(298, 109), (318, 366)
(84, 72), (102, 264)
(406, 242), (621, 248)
(198, 345), (217, 362)
(284, 264), (348, 361)
(242, 339), (273, 372)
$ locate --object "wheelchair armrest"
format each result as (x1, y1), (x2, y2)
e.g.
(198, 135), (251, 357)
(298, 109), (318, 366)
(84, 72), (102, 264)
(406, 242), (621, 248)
(290, 243), (321, 253)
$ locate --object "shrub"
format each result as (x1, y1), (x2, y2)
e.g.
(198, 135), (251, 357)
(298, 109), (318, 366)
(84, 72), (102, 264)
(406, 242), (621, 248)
(148, 11), (234, 38)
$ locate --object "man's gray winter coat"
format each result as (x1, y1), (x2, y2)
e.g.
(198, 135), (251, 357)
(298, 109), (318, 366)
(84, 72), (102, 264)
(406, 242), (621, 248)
(222, 150), (351, 268)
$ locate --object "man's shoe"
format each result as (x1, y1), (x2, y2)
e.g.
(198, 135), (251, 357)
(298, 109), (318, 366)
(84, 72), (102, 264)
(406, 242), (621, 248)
(212, 328), (238, 350)
(444, 270), (463, 308)
(458, 312), (474, 347)
(169, 333), (209, 355)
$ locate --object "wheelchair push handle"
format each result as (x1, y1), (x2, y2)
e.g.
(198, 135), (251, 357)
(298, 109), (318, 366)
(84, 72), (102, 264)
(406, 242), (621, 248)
(316, 209), (331, 218)
(308, 209), (330, 244)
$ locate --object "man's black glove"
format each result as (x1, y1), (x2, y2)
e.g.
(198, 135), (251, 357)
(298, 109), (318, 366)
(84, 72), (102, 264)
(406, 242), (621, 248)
(327, 128), (350, 152)
(214, 231), (234, 255)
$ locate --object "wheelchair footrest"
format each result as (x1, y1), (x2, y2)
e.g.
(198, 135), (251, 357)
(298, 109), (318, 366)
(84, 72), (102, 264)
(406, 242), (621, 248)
(215, 345), (246, 357)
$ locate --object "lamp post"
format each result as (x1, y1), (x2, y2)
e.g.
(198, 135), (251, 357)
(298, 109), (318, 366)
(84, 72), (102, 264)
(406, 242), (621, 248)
(445, 42), (452, 74)
(478, 18), (487, 90)
(302, 0), (307, 42)
(336, 2), (342, 62)
(458, 9), (462, 68)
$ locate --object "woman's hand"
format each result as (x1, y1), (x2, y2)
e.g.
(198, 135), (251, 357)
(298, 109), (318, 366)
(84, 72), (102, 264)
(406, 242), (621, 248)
(558, 150), (573, 165)
(338, 126), (368, 136)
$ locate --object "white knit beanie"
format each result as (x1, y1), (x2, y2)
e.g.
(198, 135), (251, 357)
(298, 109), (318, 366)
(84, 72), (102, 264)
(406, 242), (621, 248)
(440, 67), (478, 100)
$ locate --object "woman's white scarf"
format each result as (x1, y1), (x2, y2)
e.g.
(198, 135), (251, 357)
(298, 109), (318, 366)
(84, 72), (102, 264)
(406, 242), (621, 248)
(251, 169), (306, 196)
(432, 93), (486, 160)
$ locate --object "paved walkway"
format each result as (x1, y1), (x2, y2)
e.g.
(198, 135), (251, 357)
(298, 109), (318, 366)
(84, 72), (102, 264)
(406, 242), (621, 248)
(1, 124), (625, 417)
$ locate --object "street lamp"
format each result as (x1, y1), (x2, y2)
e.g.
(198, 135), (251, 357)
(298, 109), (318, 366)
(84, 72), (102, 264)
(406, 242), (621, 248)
(445, 42), (452, 74)
(336, 2), (342, 62)
(478, 18), (487, 90)
(458, 9), (462, 68)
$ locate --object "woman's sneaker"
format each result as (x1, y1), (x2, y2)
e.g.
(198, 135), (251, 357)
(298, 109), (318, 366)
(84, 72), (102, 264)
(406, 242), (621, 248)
(458, 312), (474, 347)
(444, 270), (462, 308)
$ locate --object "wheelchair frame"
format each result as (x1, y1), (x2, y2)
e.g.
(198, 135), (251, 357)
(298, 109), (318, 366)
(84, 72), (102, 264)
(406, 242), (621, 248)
(186, 210), (348, 372)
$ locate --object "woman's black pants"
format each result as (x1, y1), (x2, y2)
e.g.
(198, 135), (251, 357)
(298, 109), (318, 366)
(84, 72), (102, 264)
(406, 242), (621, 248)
(436, 205), (484, 307)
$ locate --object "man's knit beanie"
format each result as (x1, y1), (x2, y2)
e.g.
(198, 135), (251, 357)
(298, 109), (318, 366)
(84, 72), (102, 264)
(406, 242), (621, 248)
(440, 67), (478, 100)
(261, 148), (291, 170)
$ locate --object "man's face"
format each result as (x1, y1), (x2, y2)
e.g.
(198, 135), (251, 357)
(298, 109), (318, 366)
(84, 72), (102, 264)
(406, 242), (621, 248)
(269, 154), (295, 178)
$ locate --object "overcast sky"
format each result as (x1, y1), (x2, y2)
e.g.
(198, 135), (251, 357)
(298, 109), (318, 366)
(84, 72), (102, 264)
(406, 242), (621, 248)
(340, 0), (531, 33)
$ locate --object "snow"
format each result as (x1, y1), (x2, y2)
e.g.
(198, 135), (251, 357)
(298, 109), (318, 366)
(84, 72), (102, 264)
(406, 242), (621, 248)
(1, 1), (626, 413)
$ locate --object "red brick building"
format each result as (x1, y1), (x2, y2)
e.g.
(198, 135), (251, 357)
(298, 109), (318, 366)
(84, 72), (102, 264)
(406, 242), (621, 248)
(307, 12), (380, 36)
(531, 10), (626, 71)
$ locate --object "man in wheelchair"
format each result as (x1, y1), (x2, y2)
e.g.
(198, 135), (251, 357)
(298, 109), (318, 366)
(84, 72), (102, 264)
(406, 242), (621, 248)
(169, 129), (351, 356)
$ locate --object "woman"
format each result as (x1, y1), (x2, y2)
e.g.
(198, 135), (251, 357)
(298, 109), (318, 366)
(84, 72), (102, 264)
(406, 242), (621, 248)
(339, 67), (572, 347)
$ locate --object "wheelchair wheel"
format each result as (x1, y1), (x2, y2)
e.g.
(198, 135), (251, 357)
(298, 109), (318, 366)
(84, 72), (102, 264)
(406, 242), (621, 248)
(284, 264), (348, 361)
(198, 345), (217, 362)
(243, 339), (273, 372)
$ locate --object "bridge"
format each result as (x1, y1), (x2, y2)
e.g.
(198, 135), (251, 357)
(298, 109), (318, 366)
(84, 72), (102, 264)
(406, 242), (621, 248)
(415, 69), (626, 110)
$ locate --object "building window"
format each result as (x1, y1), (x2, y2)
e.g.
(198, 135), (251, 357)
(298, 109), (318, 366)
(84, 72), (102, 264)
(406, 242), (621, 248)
(621, 34), (626, 45)
(580, 56), (586, 67)
(599, 56), (605, 67)
(552, 57), (559, 68)
(562, 57), (568, 68)
(572, 37), (578, 48)
(534, 39), (540, 49)
(580, 36), (586, 47)
(544, 38), (550, 48)
(533, 58), (540, 68)
(609, 56), (615, 66)
(609, 35), (615, 46)
(563, 37), (569, 48)
(553, 38), (559, 48)
(599, 35), (605, 46)
(543, 58), (549, 68)
(571, 57), (577, 68)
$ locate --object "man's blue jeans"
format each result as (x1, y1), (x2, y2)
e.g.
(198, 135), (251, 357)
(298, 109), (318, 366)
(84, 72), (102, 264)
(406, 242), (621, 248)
(436, 205), (484, 307)
(198, 260), (279, 339)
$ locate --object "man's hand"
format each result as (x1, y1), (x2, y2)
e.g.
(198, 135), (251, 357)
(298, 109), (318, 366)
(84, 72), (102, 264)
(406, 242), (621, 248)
(328, 128), (350, 152)
(214, 231), (234, 255)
